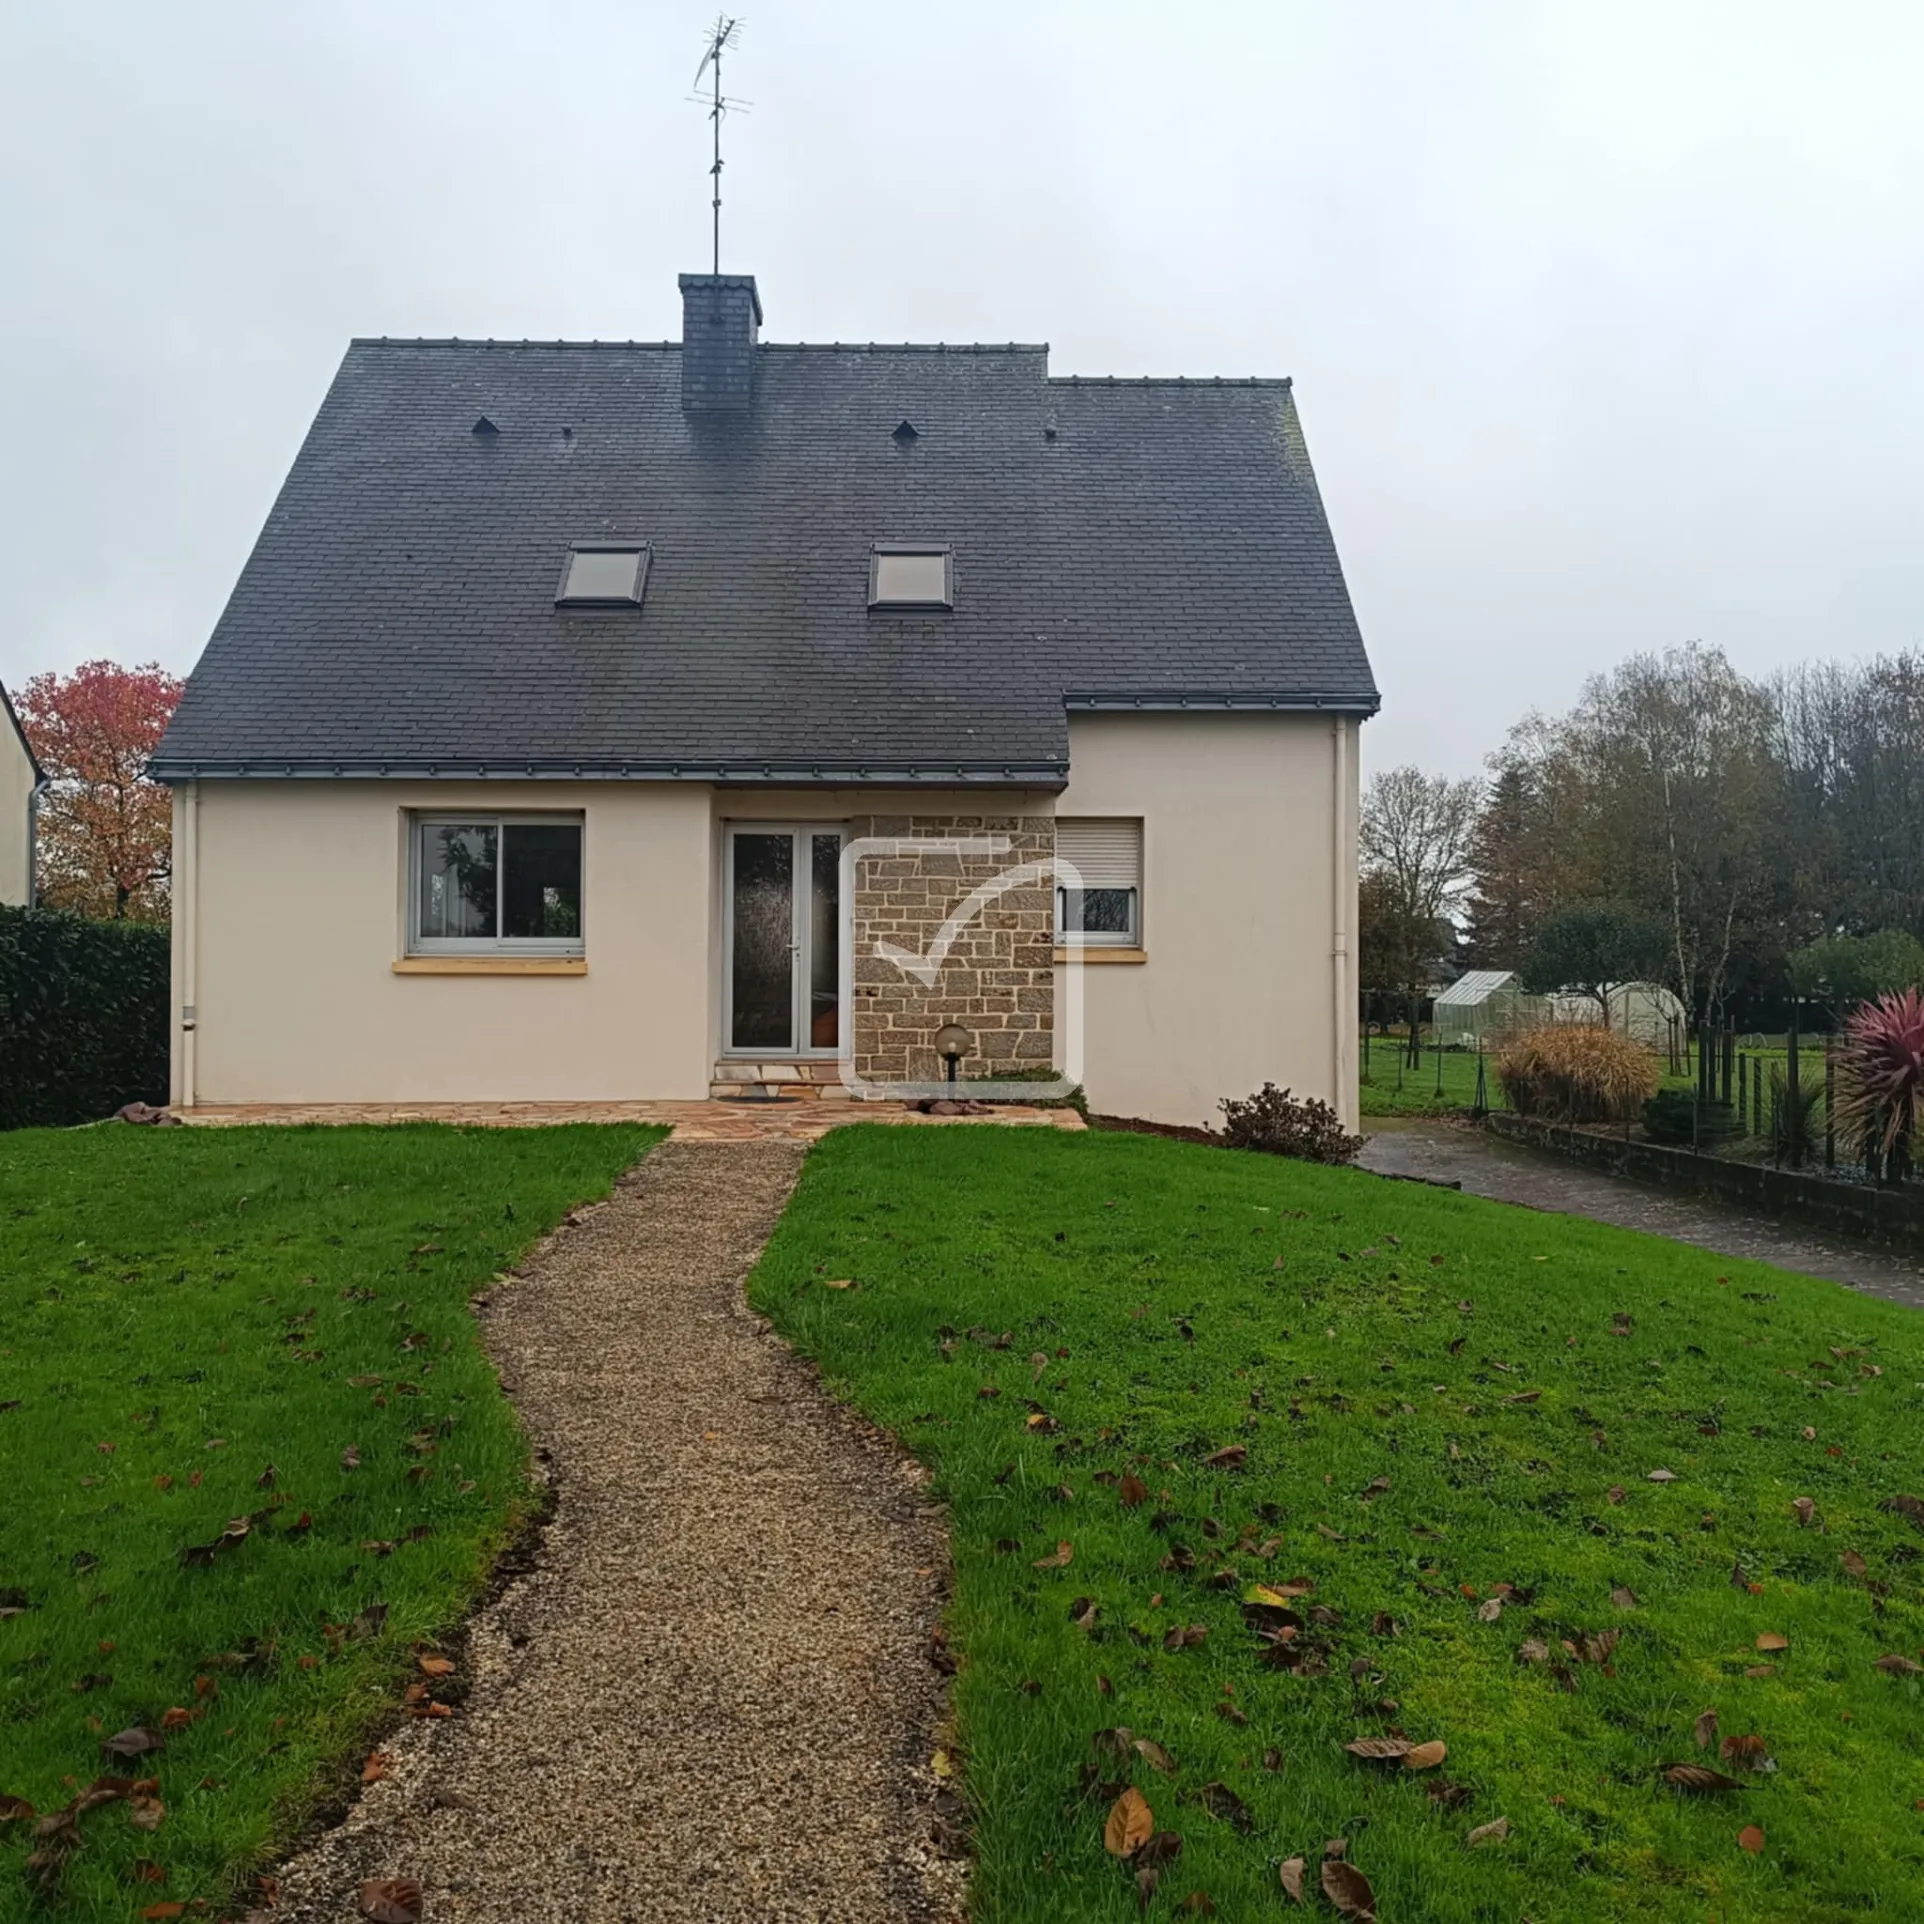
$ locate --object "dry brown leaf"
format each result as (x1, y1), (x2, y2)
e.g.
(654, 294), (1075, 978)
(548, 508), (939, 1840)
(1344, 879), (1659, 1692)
(1738, 1824), (1765, 1854)
(1402, 1740), (1448, 1770)
(1466, 1816), (1510, 1846)
(1841, 1549), (1869, 1579)
(1663, 1764), (1743, 1791)
(1791, 1497), (1817, 1527)
(1720, 1734), (1769, 1770)
(1203, 1444), (1248, 1470)
(1873, 1654), (1923, 1675)
(1646, 1468), (1677, 1483)
(1516, 1638), (1549, 1664)
(1475, 1597), (1503, 1623)
(416, 1655), (456, 1678)
(140, 1908), (186, 1922)
(1755, 1633), (1789, 1653)
(1610, 1586), (1640, 1610)
(356, 1881), (423, 1923)
(1119, 1471), (1149, 1509)
(1135, 1738), (1177, 1775)
(0, 1796), (34, 1825)
(1606, 1484), (1626, 1504)
(821, 1277), (856, 1290)
(1744, 1664), (1777, 1679)
(1033, 1541), (1073, 1570)
(1693, 1708), (1718, 1750)
(1321, 1856), (1377, 1920)
(1104, 1786), (1154, 1857)
(362, 1753), (391, 1784)
(1279, 1855), (1306, 1902)
(103, 1727), (163, 1759)
(1344, 1738), (1411, 1760)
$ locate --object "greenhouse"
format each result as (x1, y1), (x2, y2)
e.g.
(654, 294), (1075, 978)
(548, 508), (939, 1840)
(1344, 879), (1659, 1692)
(1430, 970), (1550, 1049)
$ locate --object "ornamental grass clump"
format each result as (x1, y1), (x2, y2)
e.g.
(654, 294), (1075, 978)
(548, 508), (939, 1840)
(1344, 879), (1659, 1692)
(1835, 987), (1924, 1180)
(1495, 1024), (1660, 1124)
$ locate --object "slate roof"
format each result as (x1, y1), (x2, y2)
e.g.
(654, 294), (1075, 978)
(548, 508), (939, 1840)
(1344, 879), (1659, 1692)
(153, 328), (1377, 785)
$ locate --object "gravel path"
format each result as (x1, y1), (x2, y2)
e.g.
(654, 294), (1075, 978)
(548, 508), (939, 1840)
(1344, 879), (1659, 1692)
(270, 1139), (964, 1924)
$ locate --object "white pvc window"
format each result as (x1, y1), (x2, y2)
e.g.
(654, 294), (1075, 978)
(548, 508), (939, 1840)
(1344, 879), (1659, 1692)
(1055, 817), (1142, 947)
(869, 546), (953, 609)
(410, 814), (584, 954)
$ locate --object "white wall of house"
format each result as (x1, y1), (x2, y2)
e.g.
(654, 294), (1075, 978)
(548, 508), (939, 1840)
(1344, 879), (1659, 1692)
(1053, 712), (1360, 1131)
(0, 699), (36, 907)
(172, 779), (715, 1105)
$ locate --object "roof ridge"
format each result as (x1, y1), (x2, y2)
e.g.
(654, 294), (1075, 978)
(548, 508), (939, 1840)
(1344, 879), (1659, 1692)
(1050, 373), (1293, 389)
(348, 337), (1052, 355)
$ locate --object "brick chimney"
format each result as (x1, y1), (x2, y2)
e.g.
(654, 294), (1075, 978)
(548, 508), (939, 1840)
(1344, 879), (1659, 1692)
(679, 273), (762, 413)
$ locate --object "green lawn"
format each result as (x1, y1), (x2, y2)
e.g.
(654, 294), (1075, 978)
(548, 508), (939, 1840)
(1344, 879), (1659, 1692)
(750, 1125), (1924, 1922)
(0, 1122), (658, 1920)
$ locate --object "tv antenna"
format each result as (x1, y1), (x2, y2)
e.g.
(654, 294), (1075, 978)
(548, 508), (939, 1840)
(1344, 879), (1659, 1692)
(691, 16), (749, 276)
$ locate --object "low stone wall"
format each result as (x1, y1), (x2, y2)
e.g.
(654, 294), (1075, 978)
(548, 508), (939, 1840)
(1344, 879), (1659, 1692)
(1485, 1112), (1924, 1249)
(848, 813), (1055, 1088)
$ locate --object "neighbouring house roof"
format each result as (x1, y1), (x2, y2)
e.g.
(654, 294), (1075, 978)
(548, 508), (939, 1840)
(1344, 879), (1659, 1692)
(153, 309), (1377, 785)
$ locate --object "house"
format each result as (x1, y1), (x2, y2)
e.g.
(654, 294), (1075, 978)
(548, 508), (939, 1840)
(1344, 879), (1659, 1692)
(0, 682), (41, 908)
(151, 272), (1378, 1127)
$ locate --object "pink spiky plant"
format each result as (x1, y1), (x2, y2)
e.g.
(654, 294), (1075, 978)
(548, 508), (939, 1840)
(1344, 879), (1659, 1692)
(1835, 987), (1924, 1177)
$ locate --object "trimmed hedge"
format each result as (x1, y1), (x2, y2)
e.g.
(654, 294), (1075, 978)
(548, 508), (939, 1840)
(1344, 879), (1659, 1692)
(0, 906), (170, 1129)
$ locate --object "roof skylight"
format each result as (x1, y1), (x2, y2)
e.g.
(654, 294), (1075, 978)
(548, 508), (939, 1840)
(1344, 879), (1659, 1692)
(869, 545), (952, 611)
(556, 543), (649, 607)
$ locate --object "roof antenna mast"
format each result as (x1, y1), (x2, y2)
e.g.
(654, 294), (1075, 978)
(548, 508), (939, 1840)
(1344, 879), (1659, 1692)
(692, 16), (748, 276)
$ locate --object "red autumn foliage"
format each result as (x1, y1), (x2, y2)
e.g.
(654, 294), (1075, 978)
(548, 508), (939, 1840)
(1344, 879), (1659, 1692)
(15, 660), (182, 920)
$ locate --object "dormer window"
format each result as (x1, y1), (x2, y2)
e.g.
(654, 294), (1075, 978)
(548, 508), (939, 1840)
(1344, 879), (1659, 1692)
(869, 544), (953, 611)
(556, 543), (649, 607)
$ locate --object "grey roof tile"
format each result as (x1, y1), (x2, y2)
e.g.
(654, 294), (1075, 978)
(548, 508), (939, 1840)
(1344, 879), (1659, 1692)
(154, 334), (1376, 782)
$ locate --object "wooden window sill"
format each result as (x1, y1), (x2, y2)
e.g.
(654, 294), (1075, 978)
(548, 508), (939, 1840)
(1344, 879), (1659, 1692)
(393, 957), (588, 976)
(1054, 947), (1148, 965)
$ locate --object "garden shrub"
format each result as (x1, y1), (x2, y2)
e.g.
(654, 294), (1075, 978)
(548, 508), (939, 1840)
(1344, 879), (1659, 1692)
(0, 905), (170, 1129)
(1641, 1087), (1739, 1147)
(1835, 986), (1924, 1180)
(1495, 1024), (1659, 1124)
(1216, 1083), (1362, 1163)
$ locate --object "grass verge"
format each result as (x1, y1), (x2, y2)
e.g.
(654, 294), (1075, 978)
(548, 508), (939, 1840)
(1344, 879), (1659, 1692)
(0, 1121), (659, 1919)
(750, 1124), (1924, 1922)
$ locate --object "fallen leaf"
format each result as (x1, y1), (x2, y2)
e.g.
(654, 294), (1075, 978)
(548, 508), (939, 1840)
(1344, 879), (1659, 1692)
(1873, 1654), (1923, 1675)
(0, 1796), (35, 1824)
(1104, 1786), (1154, 1857)
(1841, 1549), (1869, 1579)
(103, 1727), (163, 1759)
(1694, 1708), (1718, 1750)
(1402, 1741), (1448, 1770)
(128, 1795), (164, 1831)
(1606, 1485), (1626, 1505)
(1344, 1738), (1412, 1760)
(1744, 1665), (1777, 1679)
(1191, 1781), (1252, 1830)
(1720, 1733), (1770, 1770)
(1164, 1623), (1208, 1651)
(1467, 1816), (1510, 1846)
(357, 1880), (424, 1923)
(341, 1446), (362, 1471)
(1033, 1541), (1073, 1570)
(1791, 1497), (1818, 1527)
(1610, 1586), (1640, 1610)
(1663, 1764), (1743, 1791)
(822, 1276), (856, 1290)
(1135, 1739), (1177, 1775)
(1755, 1633), (1789, 1653)
(1321, 1856), (1377, 1920)
(1738, 1823), (1766, 1854)
(140, 1907), (187, 1922)
(1203, 1445), (1247, 1471)
(1647, 1469), (1677, 1483)
(416, 1655), (456, 1678)
(1119, 1472), (1149, 1508)
(1516, 1639), (1549, 1664)
(1279, 1855), (1306, 1902)
(363, 1753), (391, 1783)
(1475, 1597), (1503, 1623)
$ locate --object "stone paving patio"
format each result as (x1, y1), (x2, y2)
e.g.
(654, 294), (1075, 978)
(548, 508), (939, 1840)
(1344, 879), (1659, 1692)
(169, 1099), (1085, 1141)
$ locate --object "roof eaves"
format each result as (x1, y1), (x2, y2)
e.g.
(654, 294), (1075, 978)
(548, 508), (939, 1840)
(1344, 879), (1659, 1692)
(148, 757), (1071, 789)
(1064, 689), (1380, 717)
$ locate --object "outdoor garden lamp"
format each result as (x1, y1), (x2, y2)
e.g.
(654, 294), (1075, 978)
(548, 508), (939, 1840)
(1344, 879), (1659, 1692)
(934, 1022), (973, 1086)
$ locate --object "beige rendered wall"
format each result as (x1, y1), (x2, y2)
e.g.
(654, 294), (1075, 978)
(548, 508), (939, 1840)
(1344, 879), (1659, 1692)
(1054, 712), (1360, 1131)
(0, 707), (34, 906)
(174, 780), (715, 1105)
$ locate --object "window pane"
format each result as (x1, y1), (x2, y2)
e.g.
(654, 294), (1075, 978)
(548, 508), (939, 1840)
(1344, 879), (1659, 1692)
(873, 552), (948, 605)
(562, 548), (643, 602)
(419, 824), (499, 939)
(502, 824), (583, 939)
(1058, 886), (1135, 938)
(809, 833), (840, 1049)
(731, 832), (795, 1051)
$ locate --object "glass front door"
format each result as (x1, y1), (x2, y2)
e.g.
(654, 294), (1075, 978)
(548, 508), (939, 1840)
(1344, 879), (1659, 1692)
(725, 825), (844, 1055)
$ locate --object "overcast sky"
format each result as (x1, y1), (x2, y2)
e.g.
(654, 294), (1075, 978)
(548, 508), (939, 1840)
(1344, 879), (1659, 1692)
(3, 0), (1919, 777)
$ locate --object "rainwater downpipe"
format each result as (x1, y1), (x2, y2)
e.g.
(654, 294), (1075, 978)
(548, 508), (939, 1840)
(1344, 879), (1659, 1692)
(1331, 716), (1352, 1128)
(25, 775), (49, 909)
(179, 781), (198, 1110)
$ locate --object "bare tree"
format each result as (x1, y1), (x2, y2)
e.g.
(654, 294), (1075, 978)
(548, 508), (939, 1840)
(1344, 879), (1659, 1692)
(1361, 765), (1483, 925)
